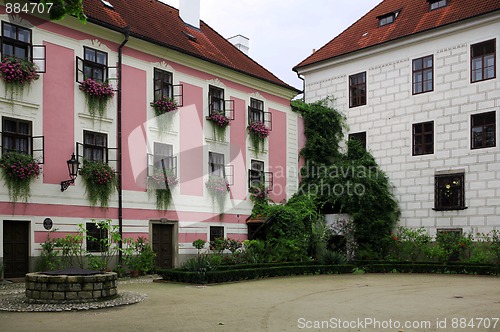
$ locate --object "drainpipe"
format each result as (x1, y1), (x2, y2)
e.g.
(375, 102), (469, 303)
(117, 26), (130, 264)
(296, 72), (305, 102)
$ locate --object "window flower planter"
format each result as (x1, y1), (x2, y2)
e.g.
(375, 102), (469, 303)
(0, 152), (41, 202)
(206, 112), (231, 141)
(79, 160), (117, 208)
(205, 175), (230, 213)
(79, 78), (115, 119)
(247, 121), (270, 155)
(151, 97), (179, 135)
(147, 168), (179, 210)
(0, 57), (40, 98)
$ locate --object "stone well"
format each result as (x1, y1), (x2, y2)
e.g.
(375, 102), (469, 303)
(25, 268), (117, 304)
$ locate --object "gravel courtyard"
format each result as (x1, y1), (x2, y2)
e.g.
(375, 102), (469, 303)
(1, 274), (499, 331)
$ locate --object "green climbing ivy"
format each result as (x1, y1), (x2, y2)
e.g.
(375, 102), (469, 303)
(291, 97), (400, 259)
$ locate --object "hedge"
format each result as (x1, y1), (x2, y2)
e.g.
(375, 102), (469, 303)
(363, 263), (500, 275)
(157, 261), (499, 284)
(157, 264), (355, 284)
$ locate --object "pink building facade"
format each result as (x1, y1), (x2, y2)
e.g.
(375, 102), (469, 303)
(0, 1), (302, 277)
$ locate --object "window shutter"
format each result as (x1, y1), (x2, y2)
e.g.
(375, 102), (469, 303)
(32, 45), (46, 73)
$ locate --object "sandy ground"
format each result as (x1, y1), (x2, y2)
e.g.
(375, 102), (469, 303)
(1, 274), (499, 332)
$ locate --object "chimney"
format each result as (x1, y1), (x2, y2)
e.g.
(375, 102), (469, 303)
(179, 0), (200, 29)
(228, 35), (250, 55)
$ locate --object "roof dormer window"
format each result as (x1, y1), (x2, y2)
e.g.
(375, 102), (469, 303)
(428, 0), (448, 11)
(378, 10), (400, 27)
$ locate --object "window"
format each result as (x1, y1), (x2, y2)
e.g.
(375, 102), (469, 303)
(378, 13), (395, 27)
(427, 0), (448, 10)
(1, 22), (31, 59)
(435, 172), (465, 211)
(471, 111), (496, 149)
(1, 117), (32, 155)
(413, 121), (434, 155)
(249, 98), (264, 123)
(471, 39), (496, 83)
(248, 160), (264, 188)
(348, 132), (366, 149)
(413, 55), (433, 94)
(209, 226), (224, 242)
(86, 222), (108, 252)
(349, 72), (366, 108)
(428, 0), (448, 10)
(154, 142), (174, 171)
(209, 85), (225, 113)
(83, 47), (108, 82)
(209, 152), (225, 178)
(154, 68), (173, 101)
(83, 131), (107, 162)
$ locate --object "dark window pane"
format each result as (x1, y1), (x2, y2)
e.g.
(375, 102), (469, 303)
(413, 121), (433, 155)
(435, 173), (465, 210)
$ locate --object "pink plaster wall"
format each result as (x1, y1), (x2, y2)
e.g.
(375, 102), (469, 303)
(227, 233), (247, 241)
(122, 65), (147, 191)
(179, 232), (207, 243)
(0, 202), (246, 225)
(179, 82), (204, 196)
(42, 42), (75, 184)
(268, 109), (287, 202)
(229, 97), (247, 200)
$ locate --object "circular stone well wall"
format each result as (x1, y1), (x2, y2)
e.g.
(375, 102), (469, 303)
(25, 272), (118, 304)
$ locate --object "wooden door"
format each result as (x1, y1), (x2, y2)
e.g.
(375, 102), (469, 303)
(152, 224), (173, 269)
(3, 220), (30, 278)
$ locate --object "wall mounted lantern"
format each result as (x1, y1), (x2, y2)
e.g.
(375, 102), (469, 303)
(60, 153), (80, 192)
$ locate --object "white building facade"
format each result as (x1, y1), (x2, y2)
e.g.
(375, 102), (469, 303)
(295, 0), (500, 236)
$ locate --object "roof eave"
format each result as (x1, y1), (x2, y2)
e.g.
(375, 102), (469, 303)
(294, 8), (500, 73)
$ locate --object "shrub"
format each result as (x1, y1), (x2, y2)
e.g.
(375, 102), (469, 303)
(122, 237), (156, 275)
(319, 250), (348, 265)
(388, 227), (432, 262)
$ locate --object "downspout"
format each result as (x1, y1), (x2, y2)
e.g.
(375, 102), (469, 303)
(117, 26), (130, 264)
(296, 72), (305, 102)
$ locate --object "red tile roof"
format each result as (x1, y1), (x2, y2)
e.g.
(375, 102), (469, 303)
(82, 0), (298, 92)
(294, 0), (500, 71)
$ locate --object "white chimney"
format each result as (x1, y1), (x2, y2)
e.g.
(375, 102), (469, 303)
(179, 0), (200, 29)
(228, 34), (250, 55)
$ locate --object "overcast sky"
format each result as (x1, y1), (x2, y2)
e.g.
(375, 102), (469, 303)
(161, 0), (382, 90)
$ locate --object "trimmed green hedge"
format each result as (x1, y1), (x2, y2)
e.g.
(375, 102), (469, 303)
(363, 263), (500, 275)
(157, 262), (499, 284)
(158, 264), (355, 284)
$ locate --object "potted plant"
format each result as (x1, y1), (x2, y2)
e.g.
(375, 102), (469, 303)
(205, 175), (230, 213)
(79, 160), (117, 208)
(247, 121), (270, 156)
(206, 111), (230, 141)
(0, 152), (41, 202)
(79, 78), (115, 119)
(148, 167), (179, 210)
(0, 56), (39, 98)
(151, 97), (179, 135)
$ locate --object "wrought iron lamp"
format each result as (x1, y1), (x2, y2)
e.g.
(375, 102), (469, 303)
(60, 153), (80, 191)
